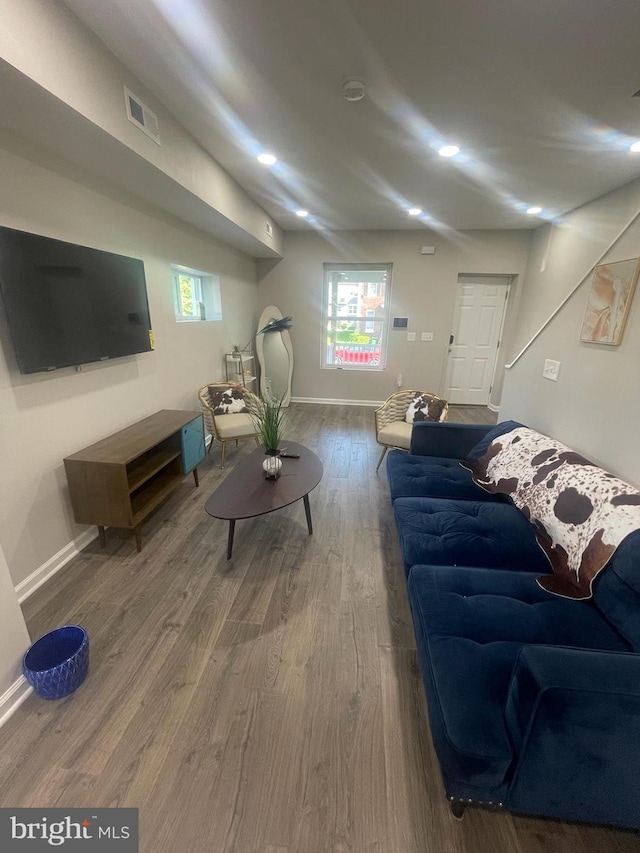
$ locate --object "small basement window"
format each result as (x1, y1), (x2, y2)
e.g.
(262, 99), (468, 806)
(171, 265), (222, 322)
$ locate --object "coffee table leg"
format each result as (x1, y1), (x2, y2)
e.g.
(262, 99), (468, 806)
(227, 519), (236, 560)
(303, 494), (313, 535)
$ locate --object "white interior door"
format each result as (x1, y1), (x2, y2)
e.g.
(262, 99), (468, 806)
(444, 280), (509, 405)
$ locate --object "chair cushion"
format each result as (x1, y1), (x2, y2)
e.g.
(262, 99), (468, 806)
(405, 392), (447, 424)
(386, 450), (508, 503)
(214, 413), (256, 439)
(407, 565), (628, 795)
(393, 497), (551, 575)
(378, 420), (412, 450)
(209, 386), (248, 414)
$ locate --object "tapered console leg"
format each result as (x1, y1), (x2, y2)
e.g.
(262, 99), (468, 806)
(98, 525), (106, 548)
(192, 467), (199, 487)
(449, 800), (466, 820)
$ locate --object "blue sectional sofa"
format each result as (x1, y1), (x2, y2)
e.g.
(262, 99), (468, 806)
(388, 420), (640, 829)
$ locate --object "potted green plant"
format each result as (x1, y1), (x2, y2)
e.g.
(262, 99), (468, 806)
(252, 396), (286, 455)
(252, 397), (286, 478)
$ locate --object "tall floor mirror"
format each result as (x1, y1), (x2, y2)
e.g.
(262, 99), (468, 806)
(255, 306), (294, 406)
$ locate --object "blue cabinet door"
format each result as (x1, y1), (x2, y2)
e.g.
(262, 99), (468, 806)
(181, 416), (205, 473)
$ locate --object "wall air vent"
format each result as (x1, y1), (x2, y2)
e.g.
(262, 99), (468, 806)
(124, 86), (160, 145)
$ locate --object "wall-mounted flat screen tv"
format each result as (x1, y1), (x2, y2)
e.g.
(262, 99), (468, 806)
(0, 226), (153, 374)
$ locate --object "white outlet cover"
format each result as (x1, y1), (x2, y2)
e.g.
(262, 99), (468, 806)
(407, 332), (416, 341)
(543, 358), (561, 381)
(421, 332), (434, 341)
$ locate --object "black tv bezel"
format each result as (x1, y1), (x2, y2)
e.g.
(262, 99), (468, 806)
(0, 226), (154, 375)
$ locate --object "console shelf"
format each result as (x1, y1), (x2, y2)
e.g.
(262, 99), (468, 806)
(64, 410), (205, 552)
(127, 448), (182, 493)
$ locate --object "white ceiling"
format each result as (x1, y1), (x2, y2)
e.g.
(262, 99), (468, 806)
(64, 0), (640, 234)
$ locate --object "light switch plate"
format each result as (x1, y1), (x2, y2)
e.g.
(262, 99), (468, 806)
(407, 332), (416, 341)
(421, 332), (434, 341)
(543, 359), (561, 381)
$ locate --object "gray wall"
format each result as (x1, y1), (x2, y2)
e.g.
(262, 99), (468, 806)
(0, 139), (258, 590)
(257, 229), (532, 404)
(500, 178), (640, 484)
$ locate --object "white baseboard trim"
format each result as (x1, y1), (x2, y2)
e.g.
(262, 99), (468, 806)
(291, 396), (382, 407)
(487, 403), (500, 413)
(0, 676), (32, 729)
(15, 529), (97, 604)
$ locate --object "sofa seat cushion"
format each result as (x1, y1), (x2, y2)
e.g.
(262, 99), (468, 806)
(377, 420), (412, 450)
(407, 566), (628, 794)
(386, 450), (508, 503)
(393, 497), (551, 574)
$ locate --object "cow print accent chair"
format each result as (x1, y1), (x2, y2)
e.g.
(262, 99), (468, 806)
(198, 382), (262, 468)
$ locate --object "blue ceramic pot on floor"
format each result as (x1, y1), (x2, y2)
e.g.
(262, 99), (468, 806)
(23, 625), (89, 700)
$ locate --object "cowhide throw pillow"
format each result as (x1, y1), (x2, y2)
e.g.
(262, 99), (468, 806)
(405, 392), (447, 424)
(209, 386), (248, 415)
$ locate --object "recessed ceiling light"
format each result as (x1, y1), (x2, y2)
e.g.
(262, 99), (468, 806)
(257, 152), (277, 166)
(438, 145), (460, 158)
(630, 141), (640, 153)
(526, 206), (542, 215)
(295, 209), (309, 218)
(408, 207), (422, 216)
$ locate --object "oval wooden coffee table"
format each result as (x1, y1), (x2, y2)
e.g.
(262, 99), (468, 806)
(205, 441), (323, 559)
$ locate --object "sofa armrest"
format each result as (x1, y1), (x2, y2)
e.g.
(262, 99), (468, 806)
(409, 422), (494, 458)
(505, 645), (640, 827)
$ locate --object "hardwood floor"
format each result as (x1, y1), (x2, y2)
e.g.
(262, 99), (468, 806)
(1, 403), (637, 852)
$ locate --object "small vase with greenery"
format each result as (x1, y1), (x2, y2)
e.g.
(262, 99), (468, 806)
(252, 396), (286, 455)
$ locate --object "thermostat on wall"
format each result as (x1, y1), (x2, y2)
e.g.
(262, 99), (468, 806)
(393, 317), (408, 329)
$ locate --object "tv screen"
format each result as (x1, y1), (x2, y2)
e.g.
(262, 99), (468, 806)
(0, 226), (153, 374)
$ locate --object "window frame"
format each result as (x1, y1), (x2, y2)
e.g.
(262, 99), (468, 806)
(321, 263), (392, 371)
(171, 264), (222, 323)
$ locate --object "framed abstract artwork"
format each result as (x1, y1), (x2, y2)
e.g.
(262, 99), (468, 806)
(579, 257), (640, 345)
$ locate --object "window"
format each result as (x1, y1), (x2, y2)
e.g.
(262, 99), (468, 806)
(365, 309), (376, 333)
(322, 263), (392, 370)
(171, 265), (222, 322)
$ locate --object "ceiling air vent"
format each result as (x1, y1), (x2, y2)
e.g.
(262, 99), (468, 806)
(124, 86), (160, 144)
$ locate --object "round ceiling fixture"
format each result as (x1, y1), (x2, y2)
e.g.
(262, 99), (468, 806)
(257, 152), (277, 166)
(343, 78), (366, 102)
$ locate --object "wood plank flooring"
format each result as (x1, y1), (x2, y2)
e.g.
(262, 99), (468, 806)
(1, 403), (638, 852)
